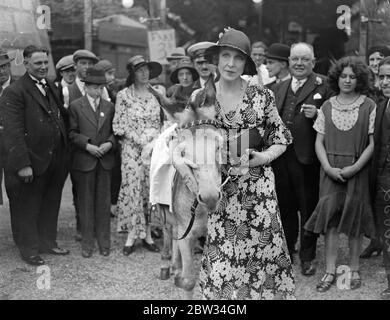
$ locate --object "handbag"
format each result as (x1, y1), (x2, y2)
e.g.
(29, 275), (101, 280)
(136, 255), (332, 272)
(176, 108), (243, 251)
(228, 127), (264, 164)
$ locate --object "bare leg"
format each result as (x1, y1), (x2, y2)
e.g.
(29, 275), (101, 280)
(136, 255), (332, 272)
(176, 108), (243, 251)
(349, 234), (363, 272)
(145, 225), (155, 244)
(325, 228), (339, 274)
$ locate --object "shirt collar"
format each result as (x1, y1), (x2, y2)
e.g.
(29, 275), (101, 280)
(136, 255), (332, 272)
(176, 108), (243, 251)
(292, 76), (307, 86)
(199, 77), (207, 88)
(86, 94), (100, 110)
(1, 76), (11, 89)
(76, 76), (85, 94)
(29, 74), (47, 85)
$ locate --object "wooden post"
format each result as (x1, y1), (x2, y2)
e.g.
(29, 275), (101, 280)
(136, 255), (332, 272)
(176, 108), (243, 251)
(359, 0), (367, 58)
(84, 0), (93, 51)
(160, 0), (167, 27)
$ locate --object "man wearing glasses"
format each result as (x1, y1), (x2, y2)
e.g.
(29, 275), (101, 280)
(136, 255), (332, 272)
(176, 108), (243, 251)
(272, 42), (333, 276)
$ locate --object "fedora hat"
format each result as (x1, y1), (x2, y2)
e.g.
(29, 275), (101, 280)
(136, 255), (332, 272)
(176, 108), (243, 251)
(166, 47), (186, 61)
(0, 48), (15, 66)
(265, 43), (290, 63)
(127, 55), (162, 80)
(170, 58), (199, 84)
(205, 28), (257, 76)
(81, 66), (107, 85)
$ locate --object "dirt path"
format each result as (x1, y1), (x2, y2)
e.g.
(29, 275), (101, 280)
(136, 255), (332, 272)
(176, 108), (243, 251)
(0, 178), (387, 300)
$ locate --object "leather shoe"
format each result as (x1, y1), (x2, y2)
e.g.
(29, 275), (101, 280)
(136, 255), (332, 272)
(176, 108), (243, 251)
(301, 261), (316, 276)
(142, 240), (160, 252)
(46, 247), (70, 255)
(123, 245), (135, 256)
(22, 255), (45, 266)
(99, 248), (110, 256)
(82, 249), (93, 258)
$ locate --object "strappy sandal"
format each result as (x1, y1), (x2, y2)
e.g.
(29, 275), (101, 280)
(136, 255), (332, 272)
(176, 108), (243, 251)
(350, 270), (362, 290)
(316, 273), (336, 292)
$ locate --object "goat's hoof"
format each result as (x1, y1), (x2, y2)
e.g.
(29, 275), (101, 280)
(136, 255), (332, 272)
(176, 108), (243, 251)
(174, 276), (196, 291)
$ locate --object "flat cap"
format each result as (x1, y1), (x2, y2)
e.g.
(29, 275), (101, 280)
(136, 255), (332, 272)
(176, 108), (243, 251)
(188, 42), (215, 60)
(95, 59), (115, 72)
(73, 49), (99, 64)
(56, 55), (75, 71)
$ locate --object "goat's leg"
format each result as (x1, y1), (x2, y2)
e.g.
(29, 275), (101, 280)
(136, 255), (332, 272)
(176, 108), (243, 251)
(171, 225), (182, 277)
(159, 205), (172, 261)
(175, 237), (196, 297)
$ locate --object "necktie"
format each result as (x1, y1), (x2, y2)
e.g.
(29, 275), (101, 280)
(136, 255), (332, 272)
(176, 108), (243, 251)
(291, 79), (302, 94)
(94, 99), (100, 120)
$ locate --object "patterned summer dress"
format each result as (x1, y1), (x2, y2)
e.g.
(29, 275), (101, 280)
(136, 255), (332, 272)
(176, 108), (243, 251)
(304, 95), (377, 237)
(199, 84), (295, 300)
(112, 85), (161, 238)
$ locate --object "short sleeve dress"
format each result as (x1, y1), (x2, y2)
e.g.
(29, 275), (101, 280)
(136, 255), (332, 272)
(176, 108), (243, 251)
(304, 95), (377, 238)
(112, 85), (161, 237)
(199, 84), (295, 300)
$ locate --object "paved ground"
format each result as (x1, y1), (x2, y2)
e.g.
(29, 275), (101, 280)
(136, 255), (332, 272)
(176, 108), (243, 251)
(0, 178), (388, 300)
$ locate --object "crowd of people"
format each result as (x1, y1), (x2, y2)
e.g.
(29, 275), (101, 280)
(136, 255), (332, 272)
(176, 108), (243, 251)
(0, 27), (390, 300)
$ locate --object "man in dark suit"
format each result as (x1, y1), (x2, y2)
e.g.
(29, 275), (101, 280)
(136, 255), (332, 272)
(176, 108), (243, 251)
(371, 57), (390, 299)
(0, 48), (15, 206)
(273, 42), (333, 275)
(0, 45), (69, 266)
(69, 67), (116, 258)
(264, 43), (291, 92)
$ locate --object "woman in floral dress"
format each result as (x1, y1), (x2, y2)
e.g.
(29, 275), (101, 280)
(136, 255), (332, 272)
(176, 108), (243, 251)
(113, 56), (162, 255)
(199, 29), (295, 300)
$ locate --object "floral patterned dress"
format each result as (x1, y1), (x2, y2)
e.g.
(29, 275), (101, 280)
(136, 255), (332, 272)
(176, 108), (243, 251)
(199, 84), (295, 300)
(112, 85), (161, 238)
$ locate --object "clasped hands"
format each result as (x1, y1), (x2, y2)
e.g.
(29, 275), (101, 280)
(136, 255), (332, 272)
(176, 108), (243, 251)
(86, 142), (112, 158)
(325, 165), (357, 183)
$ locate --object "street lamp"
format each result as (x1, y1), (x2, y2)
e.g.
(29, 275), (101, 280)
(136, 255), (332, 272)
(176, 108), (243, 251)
(122, 0), (134, 8)
(252, 0), (263, 3)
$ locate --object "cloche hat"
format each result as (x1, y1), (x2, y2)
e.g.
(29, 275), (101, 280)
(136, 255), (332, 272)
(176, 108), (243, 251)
(205, 28), (257, 76)
(127, 55), (162, 80)
(170, 58), (199, 84)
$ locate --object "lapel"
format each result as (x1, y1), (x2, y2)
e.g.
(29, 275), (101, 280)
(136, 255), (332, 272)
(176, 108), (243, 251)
(80, 96), (98, 128)
(296, 73), (317, 106)
(374, 98), (387, 145)
(275, 79), (291, 113)
(97, 99), (111, 132)
(23, 73), (51, 115)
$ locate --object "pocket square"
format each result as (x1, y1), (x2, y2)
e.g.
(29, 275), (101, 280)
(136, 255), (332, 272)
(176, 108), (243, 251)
(313, 93), (322, 100)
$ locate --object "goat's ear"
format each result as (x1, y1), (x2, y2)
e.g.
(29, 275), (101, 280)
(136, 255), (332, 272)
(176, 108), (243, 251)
(204, 76), (216, 106)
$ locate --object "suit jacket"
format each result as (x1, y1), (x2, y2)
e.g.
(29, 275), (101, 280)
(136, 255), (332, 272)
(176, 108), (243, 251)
(369, 96), (389, 201)
(273, 72), (334, 165)
(69, 96), (116, 172)
(0, 73), (68, 175)
(0, 77), (15, 168)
